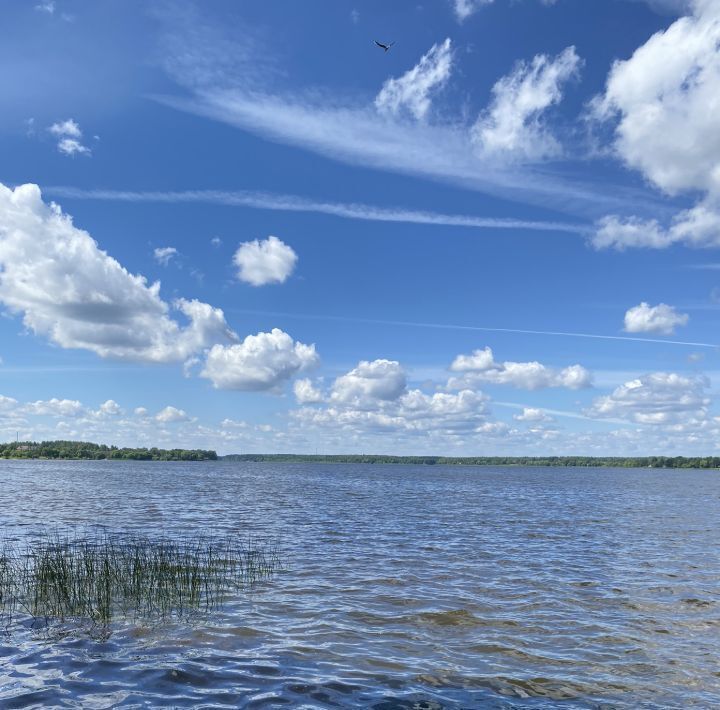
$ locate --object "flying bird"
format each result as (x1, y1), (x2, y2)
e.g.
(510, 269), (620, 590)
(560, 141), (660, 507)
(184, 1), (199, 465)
(374, 40), (395, 52)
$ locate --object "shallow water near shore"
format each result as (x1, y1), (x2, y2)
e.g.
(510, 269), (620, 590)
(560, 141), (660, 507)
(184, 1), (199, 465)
(1, 460), (719, 708)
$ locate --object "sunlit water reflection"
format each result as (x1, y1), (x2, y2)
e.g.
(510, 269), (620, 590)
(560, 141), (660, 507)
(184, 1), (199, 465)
(1, 460), (719, 708)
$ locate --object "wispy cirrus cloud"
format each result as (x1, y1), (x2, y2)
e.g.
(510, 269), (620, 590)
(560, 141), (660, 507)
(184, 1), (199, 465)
(148, 3), (668, 221)
(472, 46), (582, 160)
(452, 0), (687, 23)
(632, 0), (692, 15)
(153, 246), (178, 266)
(44, 186), (590, 235)
(452, 0), (493, 22)
(156, 90), (659, 220)
(34, 1), (55, 14)
(375, 39), (453, 121)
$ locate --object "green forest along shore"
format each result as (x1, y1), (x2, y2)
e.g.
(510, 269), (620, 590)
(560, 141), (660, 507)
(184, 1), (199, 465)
(221, 453), (720, 468)
(3, 443), (719, 467)
(1, 441), (217, 461)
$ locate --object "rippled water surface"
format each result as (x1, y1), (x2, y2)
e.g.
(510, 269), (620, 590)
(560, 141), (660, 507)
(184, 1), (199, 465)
(1, 461), (719, 708)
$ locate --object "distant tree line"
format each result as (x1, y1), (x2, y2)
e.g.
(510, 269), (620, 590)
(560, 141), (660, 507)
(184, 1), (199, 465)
(221, 453), (720, 469)
(0, 441), (217, 461)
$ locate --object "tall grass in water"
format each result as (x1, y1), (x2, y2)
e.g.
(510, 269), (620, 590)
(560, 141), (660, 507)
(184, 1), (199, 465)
(0, 532), (278, 632)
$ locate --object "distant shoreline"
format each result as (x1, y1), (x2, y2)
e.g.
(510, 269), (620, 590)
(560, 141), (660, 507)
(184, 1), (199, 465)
(2, 444), (717, 468)
(1, 441), (217, 461)
(220, 454), (720, 469)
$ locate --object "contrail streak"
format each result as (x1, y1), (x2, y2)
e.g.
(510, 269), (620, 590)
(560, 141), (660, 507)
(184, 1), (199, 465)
(45, 186), (590, 235)
(228, 309), (718, 348)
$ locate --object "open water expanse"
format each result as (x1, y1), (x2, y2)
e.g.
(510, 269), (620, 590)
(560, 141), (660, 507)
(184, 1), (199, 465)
(0, 460), (719, 708)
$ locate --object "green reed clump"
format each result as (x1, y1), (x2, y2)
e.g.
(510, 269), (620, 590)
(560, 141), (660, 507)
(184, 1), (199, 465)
(0, 532), (278, 630)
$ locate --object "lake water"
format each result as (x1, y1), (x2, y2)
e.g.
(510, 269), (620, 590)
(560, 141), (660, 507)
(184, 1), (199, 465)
(1, 461), (719, 708)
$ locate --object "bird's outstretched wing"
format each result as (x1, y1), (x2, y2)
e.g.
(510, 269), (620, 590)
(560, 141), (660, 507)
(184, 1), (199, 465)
(374, 40), (394, 52)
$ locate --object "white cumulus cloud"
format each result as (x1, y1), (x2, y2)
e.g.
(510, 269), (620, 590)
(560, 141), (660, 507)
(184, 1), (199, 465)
(155, 406), (191, 423)
(98, 399), (122, 416)
(586, 372), (709, 424)
(375, 39), (453, 121)
(57, 139), (90, 157)
(594, 0), (720, 249)
(48, 118), (91, 156)
(593, 205), (720, 250)
(514, 407), (553, 423)
(233, 236), (297, 286)
(624, 302), (689, 335)
(330, 359), (407, 408)
(0, 183), (235, 364)
(448, 346), (592, 390)
(201, 328), (318, 391)
(24, 398), (84, 417)
(472, 46), (581, 160)
(291, 356), (493, 439)
(0, 395), (19, 411)
(49, 119), (81, 138)
(294, 378), (325, 404)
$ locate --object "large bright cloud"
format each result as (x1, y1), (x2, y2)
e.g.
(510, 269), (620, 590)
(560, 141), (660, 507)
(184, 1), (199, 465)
(233, 236), (297, 286)
(594, 0), (720, 248)
(201, 328), (318, 391)
(624, 302), (689, 335)
(448, 346), (592, 390)
(472, 47), (581, 160)
(0, 183), (234, 363)
(375, 39), (453, 121)
(598, 0), (720, 196)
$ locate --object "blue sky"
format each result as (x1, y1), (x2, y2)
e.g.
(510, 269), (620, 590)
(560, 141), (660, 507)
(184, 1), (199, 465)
(1, 0), (719, 455)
